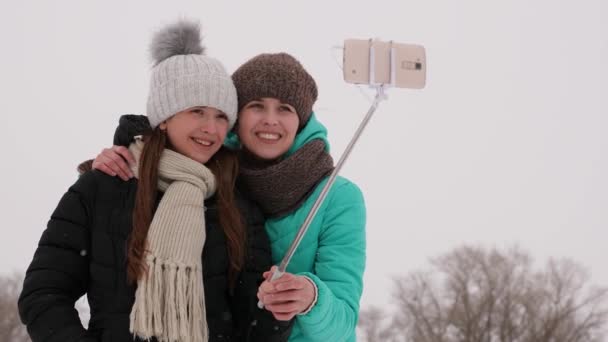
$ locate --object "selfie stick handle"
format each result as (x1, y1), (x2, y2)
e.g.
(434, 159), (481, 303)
(258, 41), (393, 309)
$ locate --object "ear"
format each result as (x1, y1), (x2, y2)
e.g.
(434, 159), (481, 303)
(159, 121), (167, 130)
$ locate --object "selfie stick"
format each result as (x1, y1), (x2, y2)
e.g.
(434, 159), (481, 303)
(258, 40), (394, 309)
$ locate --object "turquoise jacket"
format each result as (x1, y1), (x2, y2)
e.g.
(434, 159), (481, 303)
(227, 114), (367, 341)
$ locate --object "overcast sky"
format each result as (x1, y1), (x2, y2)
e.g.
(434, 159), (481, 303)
(1, 0), (607, 310)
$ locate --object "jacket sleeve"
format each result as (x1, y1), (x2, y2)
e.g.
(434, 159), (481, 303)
(248, 308), (293, 342)
(18, 172), (99, 342)
(113, 114), (151, 147)
(231, 191), (293, 342)
(296, 181), (366, 341)
(74, 114), (149, 174)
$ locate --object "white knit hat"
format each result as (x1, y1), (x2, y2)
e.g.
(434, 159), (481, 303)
(146, 20), (237, 129)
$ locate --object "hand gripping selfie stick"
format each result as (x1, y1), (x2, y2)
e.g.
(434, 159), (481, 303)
(258, 40), (397, 309)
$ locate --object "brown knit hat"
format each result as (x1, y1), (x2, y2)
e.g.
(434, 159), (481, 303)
(232, 53), (318, 129)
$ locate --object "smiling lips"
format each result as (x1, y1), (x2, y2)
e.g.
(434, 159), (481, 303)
(192, 137), (214, 147)
(192, 132), (282, 148)
(256, 132), (281, 141)
(192, 132), (281, 149)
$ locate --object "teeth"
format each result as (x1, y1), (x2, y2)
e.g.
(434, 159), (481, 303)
(193, 138), (212, 146)
(257, 133), (280, 140)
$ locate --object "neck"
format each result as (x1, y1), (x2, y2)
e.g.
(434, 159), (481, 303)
(239, 148), (281, 169)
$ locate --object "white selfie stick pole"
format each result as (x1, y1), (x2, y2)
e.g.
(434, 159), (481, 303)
(258, 40), (395, 309)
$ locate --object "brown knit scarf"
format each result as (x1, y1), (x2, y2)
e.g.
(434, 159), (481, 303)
(237, 139), (334, 218)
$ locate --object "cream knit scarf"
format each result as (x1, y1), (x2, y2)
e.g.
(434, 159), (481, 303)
(128, 138), (216, 342)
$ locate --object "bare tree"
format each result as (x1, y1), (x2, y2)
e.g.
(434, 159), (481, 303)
(0, 271), (91, 342)
(0, 272), (30, 342)
(359, 306), (403, 342)
(358, 245), (608, 342)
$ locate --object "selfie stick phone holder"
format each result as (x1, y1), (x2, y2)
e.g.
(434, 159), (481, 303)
(258, 39), (394, 309)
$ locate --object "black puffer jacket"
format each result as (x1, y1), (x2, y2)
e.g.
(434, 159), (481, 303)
(18, 170), (291, 342)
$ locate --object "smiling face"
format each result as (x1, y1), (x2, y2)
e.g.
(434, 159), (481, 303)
(236, 97), (300, 161)
(159, 106), (230, 164)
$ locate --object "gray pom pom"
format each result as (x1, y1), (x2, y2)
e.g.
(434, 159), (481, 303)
(150, 20), (205, 65)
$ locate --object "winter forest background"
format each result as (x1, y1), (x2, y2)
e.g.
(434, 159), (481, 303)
(1, 1), (607, 341)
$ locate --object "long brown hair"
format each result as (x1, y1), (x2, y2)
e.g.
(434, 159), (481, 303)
(127, 127), (246, 289)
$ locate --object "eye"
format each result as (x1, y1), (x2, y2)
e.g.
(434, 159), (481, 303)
(216, 112), (229, 121)
(190, 108), (205, 115)
(279, 105), (294, 113)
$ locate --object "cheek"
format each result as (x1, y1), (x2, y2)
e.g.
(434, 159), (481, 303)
(170, 126), (187, 139)
(236, 124), (246, 140)
(287, 118), (300, 137)
(237, 111), (256, 131)
(168, 130), (187, 149)
(237, 120), (254, 141)
(217, 124), (229, 141)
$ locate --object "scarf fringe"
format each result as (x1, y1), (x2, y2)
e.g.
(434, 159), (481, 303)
(130, 255), (207, 342)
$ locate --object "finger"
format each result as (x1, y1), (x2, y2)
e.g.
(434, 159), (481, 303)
(103, 150), (131, 179)
(267, 272), (297, 285)
(106, 150), (133, 178)
(105, 159), (130, 181)
(95, 163), (116, 177)
(257, 283), (271, 302)
(92, 150), (111, 171)
(263, 266), (279, 280)
(92, 157), (102, 171)
(259, 280), (277, 294)
(274, 278), (306, 292)
(263, 289), (305, 305)
(94, 150), (123, 176)
(266, 265), (279, 275)
(271, 311), (298, 321)
(266, 301), (301, 314)
(114, 146), (136, 166)
(257, 279), (274, 293)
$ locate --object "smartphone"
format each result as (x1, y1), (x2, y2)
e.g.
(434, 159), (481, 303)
(343, 39), (426, 89)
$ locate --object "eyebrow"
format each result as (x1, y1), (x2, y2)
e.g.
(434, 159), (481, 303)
(247, 98), (294, 109)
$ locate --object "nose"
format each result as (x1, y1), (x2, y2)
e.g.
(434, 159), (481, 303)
(199, 116), (218, 134)
(261, 108), (280, 126)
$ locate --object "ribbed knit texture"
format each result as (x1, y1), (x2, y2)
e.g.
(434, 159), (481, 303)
(128, 138), (217, 342)
(147, 54), (237, 129)
(237, 139), (333, 218)
(231, 53), (317, 129)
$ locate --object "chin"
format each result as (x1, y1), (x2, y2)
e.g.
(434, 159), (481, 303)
(245, 144), (288, 161)
(184, 153), (210, 164)
(259, 151), (285, 161)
